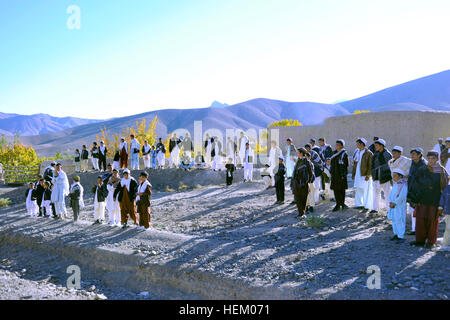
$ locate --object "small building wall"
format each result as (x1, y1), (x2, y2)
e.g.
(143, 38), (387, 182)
(271, 111), (450, 157)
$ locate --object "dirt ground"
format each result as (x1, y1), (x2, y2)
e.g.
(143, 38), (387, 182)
(0, 168), (448, 300)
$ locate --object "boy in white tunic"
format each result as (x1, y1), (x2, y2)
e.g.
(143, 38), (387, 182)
(243, 143), (254, 182)
(92, 176), (108, 225)
(130, 134), (141, 170)
(388, 169), (408, 241)
(106, 169), (121, 226)
(25, 182), (38, 216)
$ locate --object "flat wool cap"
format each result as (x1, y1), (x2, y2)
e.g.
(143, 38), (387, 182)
(356, 137), (367, 146)
(375, 139), (386, 146)
(410, 147), (424, 154)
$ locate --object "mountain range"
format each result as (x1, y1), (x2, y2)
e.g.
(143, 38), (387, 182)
(3, 69), (450, 156)
(0, 113), (102, 136)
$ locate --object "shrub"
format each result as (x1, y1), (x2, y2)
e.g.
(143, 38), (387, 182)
(305, 216), (326, 228)
(0, 198), (12, 207)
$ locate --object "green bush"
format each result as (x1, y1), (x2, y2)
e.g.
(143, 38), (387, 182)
(0, 198), (12, 207)
(305, 216), (326, 228)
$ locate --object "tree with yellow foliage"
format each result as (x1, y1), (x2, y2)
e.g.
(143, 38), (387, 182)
(267, 119), (302, 129)
(0, 142), (39, 166)
(96, 116), (159, 157)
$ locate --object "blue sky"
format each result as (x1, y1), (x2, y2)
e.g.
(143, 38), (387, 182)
(1, 0), (449, 119)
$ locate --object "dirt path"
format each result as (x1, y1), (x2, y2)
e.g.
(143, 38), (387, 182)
(0, 172), (448, 300)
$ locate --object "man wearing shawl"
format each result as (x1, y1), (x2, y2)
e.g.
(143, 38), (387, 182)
(352, 138), (373, 212)
(406, 148), (428, 235)
(388, 168), (408, 241)
(238, 132), (249, 169)
(284, 138), (297, 179)
(410, 150), (449, 248)
(292, 148), (314, 217)
(156, 138), (166, 169)
(51, 163), (70, 219)
(243, 142), (255, 182)
(136, 171), (152, 230)
(371, 139), (393, 213)
(142, 140), (152, 169)
(268, 140), (282, 186)
(119, 137), (128, 169)
(114, 169), (138, 229)
(211, 136), (224, 171)
(330, 139), (349, 212)
(130, 134), (141, 170)
(106, 169), (121, 226)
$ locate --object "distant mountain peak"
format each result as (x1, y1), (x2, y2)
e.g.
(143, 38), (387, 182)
(209, 101), (229, 108)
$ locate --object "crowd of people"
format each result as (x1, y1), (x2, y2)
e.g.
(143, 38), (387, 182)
(23, 134), (450, 250)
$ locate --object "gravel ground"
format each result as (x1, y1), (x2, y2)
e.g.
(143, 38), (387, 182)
(0, 169), (449, 300)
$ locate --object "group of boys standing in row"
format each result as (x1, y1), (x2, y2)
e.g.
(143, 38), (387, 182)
(266, 136), (450, 250)
(25, 162), (153, 230)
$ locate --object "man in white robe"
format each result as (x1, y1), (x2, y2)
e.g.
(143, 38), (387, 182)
(204, 134), (212, 167)
(238, 132), (249, 169)
(142, 140), (151, 169)
(243, 142), (254, 182)
(285, 138), (297, 179)
(51, 163), (70, 219)
(211, 137), (224, 171)
(226, 137), (237, 166)
(130, 134), (140, 170)
(353, 138), (374, 211)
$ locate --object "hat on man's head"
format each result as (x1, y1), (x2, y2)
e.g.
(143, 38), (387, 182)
(56, 163), (62, 167)
(73, 176), (80, 182)
(286, 138), (293, 142)
(410, 147), (424, 155)
(392, 146), (403, 153)
(123, 169), (130, 174)
(278, 155), (285, 161)
(438, 137), (443, 141)
(375, 139), (386, 147)
(446, 137), (450, 142)
(51, 161), (57, 166)
(336, 139), (345, 147)
(356, 137), (367, 146)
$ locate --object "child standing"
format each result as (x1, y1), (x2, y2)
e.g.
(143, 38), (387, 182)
(438, 182), (450, 250)
(274, 156), (286, 204)
(106, 169), (121, 226)
(41, 181), (52, 217)
(74, 149), (81, 173)
(388, 169), (408, 242)
(92, 176), (108, 224)
(25, 182), (38, 216)
(136, 171), (152, 230)
(112, 149), (121, 170)
(225, 158), (236, 186)
(261, 164), (272, 189)
(69, 176), (84, 222)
